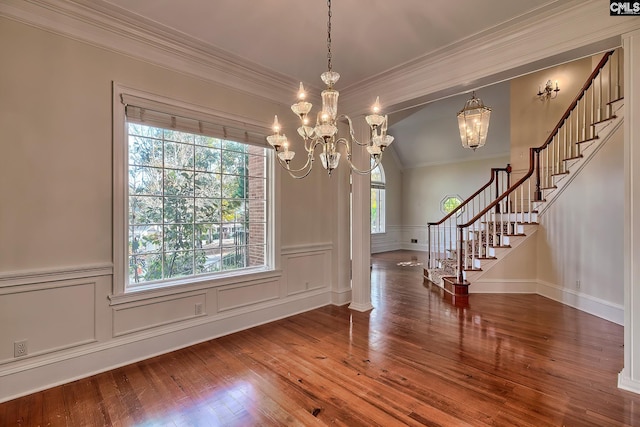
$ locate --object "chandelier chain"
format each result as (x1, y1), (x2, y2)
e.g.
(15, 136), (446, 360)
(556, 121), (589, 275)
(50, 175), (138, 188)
(327, 0), (332, 72)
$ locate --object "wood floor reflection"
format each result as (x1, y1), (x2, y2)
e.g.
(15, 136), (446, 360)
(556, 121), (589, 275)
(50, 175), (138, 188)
(2, 250), (639, 426)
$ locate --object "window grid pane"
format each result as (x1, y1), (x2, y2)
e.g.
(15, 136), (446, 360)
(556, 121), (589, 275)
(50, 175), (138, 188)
(371, 188), (386, 234)
(370, 160), (386, 234)
(127, 123), (267, 286)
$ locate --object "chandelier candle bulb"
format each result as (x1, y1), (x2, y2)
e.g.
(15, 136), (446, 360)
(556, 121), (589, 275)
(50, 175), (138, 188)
(373, 97), (381, 113)
(297, 82), (307, 100)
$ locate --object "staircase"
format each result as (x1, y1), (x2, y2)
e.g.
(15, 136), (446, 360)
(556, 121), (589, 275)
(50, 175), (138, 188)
(424, 49), (624, 300)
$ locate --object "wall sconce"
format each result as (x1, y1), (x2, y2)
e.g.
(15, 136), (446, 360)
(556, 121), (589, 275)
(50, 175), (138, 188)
(537, 79), (560, 100)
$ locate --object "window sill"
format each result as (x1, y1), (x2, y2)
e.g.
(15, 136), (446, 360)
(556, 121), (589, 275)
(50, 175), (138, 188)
(108, 267), (282, 306)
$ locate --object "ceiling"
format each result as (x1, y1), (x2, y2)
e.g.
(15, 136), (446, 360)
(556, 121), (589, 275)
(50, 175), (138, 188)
(100, 0), (559, 90)
(85, 0), (571, 168)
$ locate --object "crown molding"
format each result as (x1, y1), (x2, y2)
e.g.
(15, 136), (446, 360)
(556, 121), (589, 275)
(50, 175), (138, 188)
(0, 0), (297, 105)
(4, 0), (638, 116)
(341, 0), (640, 115)
(404, 152), (510, 171)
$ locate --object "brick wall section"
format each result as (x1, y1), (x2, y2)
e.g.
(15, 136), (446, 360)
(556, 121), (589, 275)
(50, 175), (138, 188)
(247, 147), (265, 266)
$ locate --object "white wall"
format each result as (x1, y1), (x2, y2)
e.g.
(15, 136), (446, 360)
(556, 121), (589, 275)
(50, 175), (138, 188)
(510, 56), (593, 175)
(536, 103), (624, 323)
(0, 17), (342, 402)
(398, 156), (510, 249)
(402, 156), (511, 226)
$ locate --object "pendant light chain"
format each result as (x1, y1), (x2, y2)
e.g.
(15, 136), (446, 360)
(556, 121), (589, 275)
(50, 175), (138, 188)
(327, 0), (332, 72)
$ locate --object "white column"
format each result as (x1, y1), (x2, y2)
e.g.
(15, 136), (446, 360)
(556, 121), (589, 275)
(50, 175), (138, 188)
(619, 29), (640, 395)
(349, 119), (373, 312)
(331, 149), (353, 306)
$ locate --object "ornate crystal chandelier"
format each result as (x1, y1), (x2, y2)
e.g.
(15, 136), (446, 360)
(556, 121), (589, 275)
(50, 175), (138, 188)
(457, 91), (491, 151)
(266, 0), (394, 178)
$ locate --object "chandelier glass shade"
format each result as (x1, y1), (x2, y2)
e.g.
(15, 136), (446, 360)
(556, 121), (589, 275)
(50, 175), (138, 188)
(457, 92), (491, 151)
(265, 0), (394, 178)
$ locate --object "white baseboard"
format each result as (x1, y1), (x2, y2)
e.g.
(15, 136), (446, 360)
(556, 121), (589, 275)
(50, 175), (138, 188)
(0, 291), (330, 403)
(471, 279), (537, 294)
(331, 288), (352, 306)
(348, 301), (374, 312)
(371, 243), (403, 254)
(399, 243), (428, 252)
(618, 370), (640, 394)
(537, 280), (623, 325)
(465, 278), (623, 325)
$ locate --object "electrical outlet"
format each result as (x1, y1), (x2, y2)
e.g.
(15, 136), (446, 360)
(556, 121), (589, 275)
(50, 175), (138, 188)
(576, 280), (581, 289)
(14, 340), (28, 358)
(195, 303), (203, 316)
(411, 239), (418, 243)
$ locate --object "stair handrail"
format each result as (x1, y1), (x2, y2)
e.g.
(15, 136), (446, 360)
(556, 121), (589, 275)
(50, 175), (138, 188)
(427, 165), (511, 270)
(427, 164), (512, 227)
(539, 51), (615, 152)
(452, 50), (617, 283)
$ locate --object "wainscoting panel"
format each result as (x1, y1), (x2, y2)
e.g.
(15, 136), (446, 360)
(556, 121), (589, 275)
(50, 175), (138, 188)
(282, 247), (330, 296)
(112, 292), (207, 336)
(400, 225), (429, 251)
(371, 225), (403, 253)
(217, 280), (280, 312)
(0, 279), (96, 364)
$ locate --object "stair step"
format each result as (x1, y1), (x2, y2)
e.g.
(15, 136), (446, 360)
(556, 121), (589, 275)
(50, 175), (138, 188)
(551, 171), (570, 177)
(576, 136), (599, 145)
(592, 115), (617, 127)
(564, 155), (583, 162)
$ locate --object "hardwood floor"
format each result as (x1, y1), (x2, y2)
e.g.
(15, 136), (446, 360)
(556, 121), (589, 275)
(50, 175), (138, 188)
(1, 250), (639, 426)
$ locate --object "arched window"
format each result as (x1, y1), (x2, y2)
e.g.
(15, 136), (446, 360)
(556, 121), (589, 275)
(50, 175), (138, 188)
(371, 161), (386, 234)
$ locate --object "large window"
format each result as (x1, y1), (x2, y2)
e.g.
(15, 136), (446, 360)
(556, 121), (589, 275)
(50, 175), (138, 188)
(371, 162), (386, 234)
(115, 87), (272, 292)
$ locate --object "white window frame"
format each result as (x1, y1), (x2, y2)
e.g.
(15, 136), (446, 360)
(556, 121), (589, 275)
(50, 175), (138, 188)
(371, 161), (386, 234)
(111, 83), (277, 300)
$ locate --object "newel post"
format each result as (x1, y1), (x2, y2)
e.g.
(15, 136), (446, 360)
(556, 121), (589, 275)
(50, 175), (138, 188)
(534, 148), (543, 202)
(495, 163), (511, 214)
(457, 226), (465, 283)
(427, 225), (432, 269)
